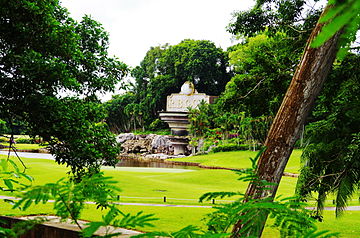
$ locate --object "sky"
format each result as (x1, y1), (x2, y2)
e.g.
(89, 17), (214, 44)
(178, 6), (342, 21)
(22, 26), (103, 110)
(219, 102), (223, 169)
(61, 0), (255, 68)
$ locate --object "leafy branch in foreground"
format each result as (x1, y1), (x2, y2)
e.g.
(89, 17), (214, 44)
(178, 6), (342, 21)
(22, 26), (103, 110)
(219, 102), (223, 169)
(10, 172), (158, 237)
(82, 206), (158, 238)
(13, 173), (119, 222)
(0, 158), (33, 195)
(129, 151), (339, 238)
(311, 0), (360, 57)
(200, 150), (339, 238)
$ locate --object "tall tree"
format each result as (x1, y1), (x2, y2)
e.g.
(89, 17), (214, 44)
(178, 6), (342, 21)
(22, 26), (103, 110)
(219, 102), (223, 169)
(221, 32), (301, 117)
(231, 0), (359, 236)
(162, 39), (230, 95)
(0, 0), (127, 177)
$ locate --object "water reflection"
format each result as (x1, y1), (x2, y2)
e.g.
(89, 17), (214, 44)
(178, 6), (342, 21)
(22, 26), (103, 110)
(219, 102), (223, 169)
(116, 158), (195, 169)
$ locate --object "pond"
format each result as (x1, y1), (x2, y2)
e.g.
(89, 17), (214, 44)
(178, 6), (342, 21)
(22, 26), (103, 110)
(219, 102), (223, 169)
(116, 158), (196, 169)
(0, 151), (196, 169)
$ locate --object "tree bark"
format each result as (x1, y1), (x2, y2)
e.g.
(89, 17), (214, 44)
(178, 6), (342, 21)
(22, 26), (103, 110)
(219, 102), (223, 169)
(231, 5), (343, 237)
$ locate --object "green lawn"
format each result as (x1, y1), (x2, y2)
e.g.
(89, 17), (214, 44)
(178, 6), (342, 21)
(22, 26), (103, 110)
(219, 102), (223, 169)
(0, 154), (298, 204)
(169, 149), (303, 174)
(1, 152), (359, 237)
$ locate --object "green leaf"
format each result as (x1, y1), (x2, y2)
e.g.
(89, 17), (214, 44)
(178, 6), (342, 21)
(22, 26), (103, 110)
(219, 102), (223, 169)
(3, 179), (13, 190)
(21, 174), (34, 182)
(82, 222), (105, 237)
(319, 4), (346, 23)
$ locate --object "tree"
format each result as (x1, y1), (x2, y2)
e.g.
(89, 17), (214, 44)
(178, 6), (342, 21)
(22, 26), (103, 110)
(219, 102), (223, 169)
(162, 39), (230, 96)
(296, 54), (360, 216)
(231, 0), (359, 236)
(221, 32), (301, 117)
(227, 0), (322, 43)
(105, 39), (231, 132)
(0, 0), (127, 177)
(104, 93), (136, 133)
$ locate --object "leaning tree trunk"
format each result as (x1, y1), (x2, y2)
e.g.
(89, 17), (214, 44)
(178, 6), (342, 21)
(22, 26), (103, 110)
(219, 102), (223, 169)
(231, 5), (343, 238)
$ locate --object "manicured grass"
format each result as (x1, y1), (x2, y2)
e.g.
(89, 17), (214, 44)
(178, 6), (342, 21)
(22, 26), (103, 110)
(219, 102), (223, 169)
(316, 211), (360, 238)
(1, 153), (359, 237)
(169, 149), (302, 174)
(0, 154), (298, 205)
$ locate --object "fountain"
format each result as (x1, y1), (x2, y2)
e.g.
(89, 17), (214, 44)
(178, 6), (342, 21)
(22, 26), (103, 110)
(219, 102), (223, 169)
(159, 81), (217, 155)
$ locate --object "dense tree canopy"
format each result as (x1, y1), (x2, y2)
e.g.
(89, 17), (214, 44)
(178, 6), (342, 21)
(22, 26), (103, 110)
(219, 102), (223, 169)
(0, 0), (127, 177)
(187, 1), (322, 147)
(105, 39), (231, 133)
(160, 39), (230, 95)
(228, 0), (322, 39)
(220, 32), (300, 117)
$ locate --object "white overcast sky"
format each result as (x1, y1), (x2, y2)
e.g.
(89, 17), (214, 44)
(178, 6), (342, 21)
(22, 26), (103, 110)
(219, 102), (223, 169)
(61, 0), (255, 68)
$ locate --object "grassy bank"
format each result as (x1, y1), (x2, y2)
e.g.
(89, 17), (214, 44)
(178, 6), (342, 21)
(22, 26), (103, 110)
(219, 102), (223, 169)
(169, 149), (302, 174)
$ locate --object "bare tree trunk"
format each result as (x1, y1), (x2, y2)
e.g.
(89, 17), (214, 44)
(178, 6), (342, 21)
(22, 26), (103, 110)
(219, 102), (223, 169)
(231, 5), (343, 237)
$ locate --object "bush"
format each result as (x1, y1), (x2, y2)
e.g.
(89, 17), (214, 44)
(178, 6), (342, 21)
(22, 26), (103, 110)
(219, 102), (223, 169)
(211, 143), (248, 153)
(15, 138), (35, 144)
(148, 119), (168, 131)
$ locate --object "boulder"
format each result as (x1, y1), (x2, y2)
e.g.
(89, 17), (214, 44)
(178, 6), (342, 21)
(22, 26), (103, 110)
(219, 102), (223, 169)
(116, 133), (137, 144)
(121, 139), (152, 154)
(151, 135), (173, 154)
(118, 133), (176, 155)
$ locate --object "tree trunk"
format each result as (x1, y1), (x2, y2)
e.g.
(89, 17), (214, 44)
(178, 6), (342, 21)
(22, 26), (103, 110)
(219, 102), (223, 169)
(231, 5), (343, 237)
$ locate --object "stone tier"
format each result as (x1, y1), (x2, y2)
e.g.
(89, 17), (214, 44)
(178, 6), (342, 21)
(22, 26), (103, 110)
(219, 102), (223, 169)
(158, 111), (190, 136)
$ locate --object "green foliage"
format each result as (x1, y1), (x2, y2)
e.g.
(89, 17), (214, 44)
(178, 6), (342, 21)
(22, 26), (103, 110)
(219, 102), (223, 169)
(210, 144), (248, 153)
(296, 54), (360, 217)
(161, 39), (230, 96)
(82, 206), (157, 237)
(104, 93), (137, 133)
(311, 0), (360, 57)
(8, 172), (159, 238)
(148, 119), (168, 131)
(105, 40), (231, 132)
(0, 159), (33, 194)
(199, 151), (339, 238)
(132, 129), (170, 136)
(14, 138), (34, 144)
(13, 173), (120, 219)
(133, 225), (230, 238)
(188, 102), (214, 138)
(228, 0), (322, 42)
(0, 159), (38, 237)
(223, 33), (301, 117)
(0, 0), (127, 177)
(0, 120), (10, 134)
(24, 97), (120, 178)
(188, 102), (272, 152)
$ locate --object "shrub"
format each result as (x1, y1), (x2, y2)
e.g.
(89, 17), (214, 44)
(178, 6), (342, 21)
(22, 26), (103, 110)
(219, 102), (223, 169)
(15, 138), (35, 144)
(211, 143), (248, 153)
(148, 119), (168, 131)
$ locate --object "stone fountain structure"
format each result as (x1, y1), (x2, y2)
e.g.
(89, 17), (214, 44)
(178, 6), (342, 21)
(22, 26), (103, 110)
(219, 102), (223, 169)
(159, 81), (217, 155)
